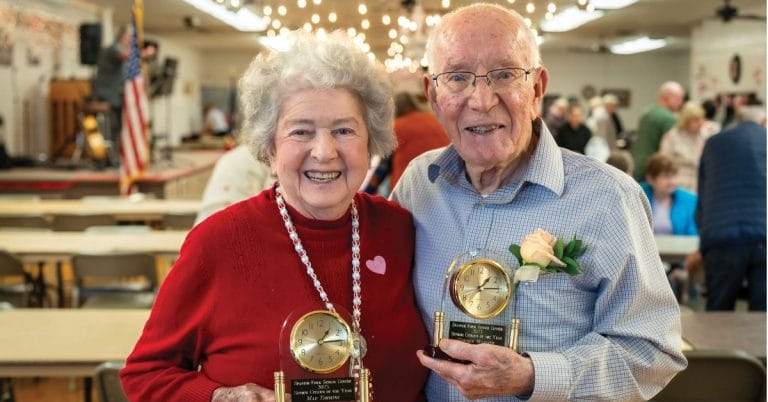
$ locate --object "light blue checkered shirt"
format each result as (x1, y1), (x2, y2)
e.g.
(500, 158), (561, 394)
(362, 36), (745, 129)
(391, 122), (686, 401)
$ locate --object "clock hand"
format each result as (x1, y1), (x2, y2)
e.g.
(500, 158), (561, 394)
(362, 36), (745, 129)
(477, 276), (490, 291)
(317, 328), (330, 345)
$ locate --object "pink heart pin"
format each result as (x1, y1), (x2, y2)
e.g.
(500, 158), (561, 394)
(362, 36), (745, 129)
(365, 255), (387, 275)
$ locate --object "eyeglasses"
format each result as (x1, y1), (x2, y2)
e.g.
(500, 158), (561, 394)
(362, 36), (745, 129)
(432, 67), (533, 94)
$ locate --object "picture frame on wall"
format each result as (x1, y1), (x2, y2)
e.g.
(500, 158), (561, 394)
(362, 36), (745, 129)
(601, 88), (631, 108)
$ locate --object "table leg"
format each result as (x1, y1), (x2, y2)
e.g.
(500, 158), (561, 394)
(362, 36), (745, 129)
(83, 377), (92, 402)
(56, 262), (65, 308)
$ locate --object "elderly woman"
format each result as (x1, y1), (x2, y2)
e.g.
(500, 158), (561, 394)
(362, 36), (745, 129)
(659, 101), (711, 192)
(120, 31), (428, 401)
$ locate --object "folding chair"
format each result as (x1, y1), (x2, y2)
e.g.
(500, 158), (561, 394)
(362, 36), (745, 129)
(71, 252), (157, 309)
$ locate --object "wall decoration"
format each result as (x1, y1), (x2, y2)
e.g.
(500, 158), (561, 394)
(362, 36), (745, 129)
(729, 54), (741, 84)
(601, 88), (631, 108)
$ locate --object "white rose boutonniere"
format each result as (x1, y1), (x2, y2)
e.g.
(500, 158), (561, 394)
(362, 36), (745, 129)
(509, 228), (587, 278)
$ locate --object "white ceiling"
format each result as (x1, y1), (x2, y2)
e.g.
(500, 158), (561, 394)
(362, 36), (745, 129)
(76, 0), (766, 56)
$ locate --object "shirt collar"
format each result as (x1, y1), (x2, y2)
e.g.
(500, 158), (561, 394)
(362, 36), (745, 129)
(428, 118), (565, 201)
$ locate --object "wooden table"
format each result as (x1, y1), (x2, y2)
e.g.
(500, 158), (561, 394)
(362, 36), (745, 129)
(0, 198), (200, 223)
(681, 311), (766, 363)
(0, 309), (149, 377)
(655, 235), (699, 261)
(0, 230), (186, 307)
(0, 230), (187, 259)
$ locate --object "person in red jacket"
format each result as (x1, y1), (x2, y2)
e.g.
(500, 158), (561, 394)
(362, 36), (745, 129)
(390, 92), (450, 189)
(120, 30), (428, 402)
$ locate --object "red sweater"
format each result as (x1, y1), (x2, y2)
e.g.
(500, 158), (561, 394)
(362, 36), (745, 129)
(120, 187), (428, 401)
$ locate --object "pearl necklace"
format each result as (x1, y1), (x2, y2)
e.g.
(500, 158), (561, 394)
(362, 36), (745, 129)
(274, 185), (363, 336)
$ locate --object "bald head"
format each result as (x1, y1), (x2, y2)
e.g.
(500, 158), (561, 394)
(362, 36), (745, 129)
(425, 3), (540, 73)
(657, 81), (685, 112)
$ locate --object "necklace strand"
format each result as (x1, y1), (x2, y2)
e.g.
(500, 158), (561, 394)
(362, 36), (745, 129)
(275, 185), (362, 334)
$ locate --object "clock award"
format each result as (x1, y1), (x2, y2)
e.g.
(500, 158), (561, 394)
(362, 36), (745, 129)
(426, 248), (521, 362)
(275, 304), (370, 402)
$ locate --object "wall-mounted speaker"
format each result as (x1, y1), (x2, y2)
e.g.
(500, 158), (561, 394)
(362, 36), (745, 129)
(79, 23), (102, 66)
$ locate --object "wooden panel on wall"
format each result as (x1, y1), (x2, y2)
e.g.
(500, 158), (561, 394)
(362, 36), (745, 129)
(49, 80), (91, 159)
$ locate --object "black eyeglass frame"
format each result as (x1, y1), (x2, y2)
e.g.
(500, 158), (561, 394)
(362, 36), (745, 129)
(431, 67), (534, 90)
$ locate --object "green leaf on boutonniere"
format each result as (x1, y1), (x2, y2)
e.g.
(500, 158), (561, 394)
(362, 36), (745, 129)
(563, 256), (582, 276)
(509, 244), (523, 266)
(554, 238), (564, 260)
(574, 243), (588, 257)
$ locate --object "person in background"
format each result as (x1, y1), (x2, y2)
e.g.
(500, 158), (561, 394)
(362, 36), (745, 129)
(689, 104), (767, 311)
(659, 101), (711, 193)
(390, 92), (450, 189)
(194, 143), (273, 225)
(700, 98), (721, 137)
(640, 153), (699, 301)
(556, 103), (592, 154)
(120, 30), (429, 401)
(543, 96), (568, 140)
(91, 26), (156, 164)
(632, 81), (685, 178)
(203, 103), (231, 137)
(606, 149), (634, 176)
(604, 93), (625, 143)
(391, 4), (685, 400)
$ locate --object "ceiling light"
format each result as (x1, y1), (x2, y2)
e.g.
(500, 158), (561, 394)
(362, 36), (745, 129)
(358, 4), (367, 15)
(303, 22), (312, 31)
(610, 36), (667, 54)
(526, 2), (535, 13)
(388, 28), (397, 39)
(540, 6), (603, 32)
(263, 6), (272, 15)
(361, 19), (370, 29)
(329, 12), (337, 22)
(312, 0), (321, 5)
(278, 5), (287, 16)
(181, 0), (267, 31)
(441, 0), (450, 8)
(311, 13), (320, 24)
(297, 0), (306, 8)
(259, 35), (290, 52)
(271, 19), (281, 29)
(590, 0), (637, 10)
(382, 14), (391, 25)
(547, 2), (556, 13)
(523, 17), (531, 27)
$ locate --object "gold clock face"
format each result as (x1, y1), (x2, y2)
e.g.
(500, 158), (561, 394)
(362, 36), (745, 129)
(450, 258), (511, 319)
(289, 310), (352, 374)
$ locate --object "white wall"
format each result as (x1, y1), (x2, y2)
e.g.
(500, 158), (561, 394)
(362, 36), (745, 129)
(198, 50), (258, 88)
(0, 0), (206, 155)
(0, 0), (97, 156)
(541, 49), (690, 131)
(690, 19), (766, 102)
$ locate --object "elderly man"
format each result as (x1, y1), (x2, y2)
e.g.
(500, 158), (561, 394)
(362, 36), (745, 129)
(391, 4), (686, 401)
(632, 81), (685, 178)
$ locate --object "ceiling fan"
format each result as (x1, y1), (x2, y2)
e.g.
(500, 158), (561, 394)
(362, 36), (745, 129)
(715, 0), (765, 23)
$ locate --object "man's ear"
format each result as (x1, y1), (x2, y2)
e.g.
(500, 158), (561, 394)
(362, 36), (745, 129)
(423, 73), (439, 115)
(531, 67), (549, 118)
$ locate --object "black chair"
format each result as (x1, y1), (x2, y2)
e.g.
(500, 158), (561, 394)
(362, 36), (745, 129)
(71, 252), (157, 309)
(162, 212), (196, 230)
(95, 361), (129, 402)
(51, 213), (115, 231)
(0, 250), (34, 308)
(652, 349), (766, 402)
(0, 214), (48, 229)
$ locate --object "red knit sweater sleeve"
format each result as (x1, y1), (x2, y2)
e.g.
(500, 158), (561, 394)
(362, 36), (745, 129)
(120, 221), (225, 401)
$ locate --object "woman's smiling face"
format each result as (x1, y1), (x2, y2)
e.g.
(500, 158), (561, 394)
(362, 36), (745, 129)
(270, 87), (370, 220)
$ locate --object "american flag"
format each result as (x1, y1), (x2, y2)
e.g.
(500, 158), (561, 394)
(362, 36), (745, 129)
(119, 4), (149, 195)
